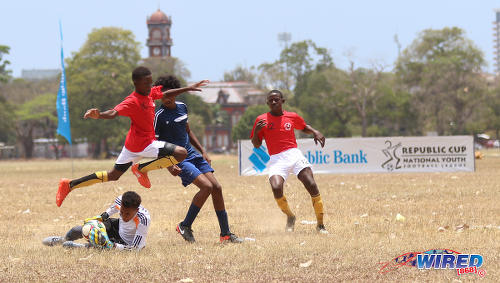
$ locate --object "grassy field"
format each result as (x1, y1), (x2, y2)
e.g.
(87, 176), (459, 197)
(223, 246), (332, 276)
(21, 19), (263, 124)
(0, 151), (498, 282)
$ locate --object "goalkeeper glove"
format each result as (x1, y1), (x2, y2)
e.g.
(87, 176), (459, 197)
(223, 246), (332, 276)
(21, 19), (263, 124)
(99, 231), (114, 249)
(84, 212), (109, 224)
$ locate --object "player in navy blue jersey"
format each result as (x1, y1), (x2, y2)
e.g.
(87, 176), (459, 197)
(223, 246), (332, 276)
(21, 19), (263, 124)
(153, 75), (242, 244)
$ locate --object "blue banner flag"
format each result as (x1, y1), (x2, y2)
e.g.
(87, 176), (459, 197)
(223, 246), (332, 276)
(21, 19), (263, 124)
(56, 21), (72, 144)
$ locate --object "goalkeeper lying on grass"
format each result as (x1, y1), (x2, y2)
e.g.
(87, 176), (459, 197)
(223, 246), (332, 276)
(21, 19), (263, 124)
(43, 191), (150, 250)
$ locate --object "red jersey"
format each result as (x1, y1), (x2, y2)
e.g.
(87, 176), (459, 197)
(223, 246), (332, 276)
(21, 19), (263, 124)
(250, 111), (306, 156)
(113, 86), (163, 152)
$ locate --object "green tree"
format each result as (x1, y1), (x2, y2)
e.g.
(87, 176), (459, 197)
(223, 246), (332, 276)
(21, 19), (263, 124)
(257, 62), (289, 92)
(258, 40), (333, 98)
(0, 45), (14, 142)
(65, 27), (141, 157)
(14, 93), (57, 158)
(0, 76), (59, 151)
(0, 45), (11, 83)
(396, 27), (486, 135)
(0, 95), (14, 143)
(0, 77), (59, 104)
(186, 113), (205, 142)
(296, 67), (354, 137)
(487, 86), (500, 139)
(366, 73), (418, 136)
(344, 62), (386, 137)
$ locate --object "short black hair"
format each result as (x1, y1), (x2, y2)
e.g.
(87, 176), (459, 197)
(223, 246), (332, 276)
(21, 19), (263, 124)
(121, 191), (141, 209)
(132, 66), (152, 82)
(154, 75), (181, 90)
(268, 89), (283, 98)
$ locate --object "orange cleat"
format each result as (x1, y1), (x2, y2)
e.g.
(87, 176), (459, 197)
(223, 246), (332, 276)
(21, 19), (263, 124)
(131, 163), (151, 188)
(56, 178), (71, 207)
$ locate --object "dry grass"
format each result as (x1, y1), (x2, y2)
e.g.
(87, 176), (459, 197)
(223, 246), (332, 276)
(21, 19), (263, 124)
(0, 151), (498, 282)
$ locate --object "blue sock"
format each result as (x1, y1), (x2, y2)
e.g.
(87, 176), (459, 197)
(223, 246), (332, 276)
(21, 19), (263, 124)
(181, 203), (201, 227)
(216, 210), (230, 236)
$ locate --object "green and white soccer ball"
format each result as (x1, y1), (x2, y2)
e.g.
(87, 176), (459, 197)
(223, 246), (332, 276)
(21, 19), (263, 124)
(81, 220), (106, 240)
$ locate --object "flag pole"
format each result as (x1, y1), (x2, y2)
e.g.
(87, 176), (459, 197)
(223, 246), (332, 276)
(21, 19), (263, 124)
(71, 144), (74, 177)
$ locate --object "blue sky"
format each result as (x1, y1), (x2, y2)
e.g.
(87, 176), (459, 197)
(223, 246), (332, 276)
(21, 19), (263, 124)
(1, 0), (499, 81)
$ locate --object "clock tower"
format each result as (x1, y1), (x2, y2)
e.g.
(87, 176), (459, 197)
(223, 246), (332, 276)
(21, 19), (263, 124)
(146, 9), (172, 57)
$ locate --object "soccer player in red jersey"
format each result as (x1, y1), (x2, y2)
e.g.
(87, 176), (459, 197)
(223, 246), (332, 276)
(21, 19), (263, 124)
(56, 66), (208, 207)
(251, 89), (328, 233)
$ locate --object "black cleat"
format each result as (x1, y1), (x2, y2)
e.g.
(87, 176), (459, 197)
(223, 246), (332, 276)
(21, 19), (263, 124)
(220, 233), (243, 244)
(316, 224), (329, 234)
(286, 215), (296, 232)
(176, 222), (195, 243)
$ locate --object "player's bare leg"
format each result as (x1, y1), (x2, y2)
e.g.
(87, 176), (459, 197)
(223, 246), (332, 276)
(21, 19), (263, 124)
(297, 167), (328, 234)
(175, 173), (241, 243)
(270, 175), (296, 232)
(206, 173), (225, 211)
(176, 174), (213, 243)
(204, 172), (242, 243)
(191, 174), (214, 207)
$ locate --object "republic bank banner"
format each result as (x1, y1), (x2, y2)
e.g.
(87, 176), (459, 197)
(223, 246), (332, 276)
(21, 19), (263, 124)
(238, 136), (474, 176)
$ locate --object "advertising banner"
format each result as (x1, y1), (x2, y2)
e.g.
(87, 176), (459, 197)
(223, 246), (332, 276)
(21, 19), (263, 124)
(238, 136), (474, 176)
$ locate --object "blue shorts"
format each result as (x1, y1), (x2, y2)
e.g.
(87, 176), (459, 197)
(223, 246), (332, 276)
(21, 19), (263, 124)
(178, 152), (214, 187)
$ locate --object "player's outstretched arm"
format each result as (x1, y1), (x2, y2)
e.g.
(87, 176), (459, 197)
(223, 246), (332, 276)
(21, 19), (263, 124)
(187, 122), (211, 164)
(83, 109), (118, 120)
(302, 125), (326, 148)
(162, 80), (209, 98)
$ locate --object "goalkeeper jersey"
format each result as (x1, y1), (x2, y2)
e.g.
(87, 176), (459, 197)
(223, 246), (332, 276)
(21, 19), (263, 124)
(106, 195), (150, 250)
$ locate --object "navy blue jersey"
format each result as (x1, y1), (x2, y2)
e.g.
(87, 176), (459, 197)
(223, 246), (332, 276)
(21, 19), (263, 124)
(154, 102), (195, 154)
(155, 102), (214, 185)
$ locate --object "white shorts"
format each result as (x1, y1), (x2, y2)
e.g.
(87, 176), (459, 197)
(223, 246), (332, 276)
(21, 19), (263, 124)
(115, 140), (166, 165)
(268, 147), (312, 181)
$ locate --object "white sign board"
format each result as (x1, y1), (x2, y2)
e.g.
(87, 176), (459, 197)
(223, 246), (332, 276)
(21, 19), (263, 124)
(238, 136), (474, 176)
